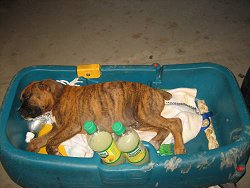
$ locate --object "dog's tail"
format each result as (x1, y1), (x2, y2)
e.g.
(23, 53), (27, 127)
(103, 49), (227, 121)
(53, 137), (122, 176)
(159, 90), (172, 100)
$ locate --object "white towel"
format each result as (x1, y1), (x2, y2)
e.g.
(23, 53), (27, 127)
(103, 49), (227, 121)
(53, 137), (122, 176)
(159, 88), (202, 144)
(61, 134), (93, 158)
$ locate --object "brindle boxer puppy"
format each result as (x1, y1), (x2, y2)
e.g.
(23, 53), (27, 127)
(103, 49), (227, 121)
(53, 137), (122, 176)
(19, 80), (185, 155)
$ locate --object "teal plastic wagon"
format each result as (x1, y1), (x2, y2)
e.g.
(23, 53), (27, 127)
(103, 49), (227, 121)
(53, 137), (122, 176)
(0, 63), (249, 187)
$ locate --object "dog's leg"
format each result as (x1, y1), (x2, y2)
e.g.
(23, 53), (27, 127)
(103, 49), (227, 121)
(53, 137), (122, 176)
(46, 124), (82, 155)
(164, 118), (185, 154)
(27, 125), (58, 152)
(136, 91), (185, 154)
(137, 116), (185, 154)
(136, 126), (170, 150)
(149, 128), (170, 150)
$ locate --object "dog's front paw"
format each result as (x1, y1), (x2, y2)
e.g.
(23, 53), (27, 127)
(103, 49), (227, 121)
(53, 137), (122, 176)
(46, 145), (60, 155)
(27, 140), (40, 152)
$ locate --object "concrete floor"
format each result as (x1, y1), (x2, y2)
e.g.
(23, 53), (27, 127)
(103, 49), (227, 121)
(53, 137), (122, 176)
(0, 0), (249, 187)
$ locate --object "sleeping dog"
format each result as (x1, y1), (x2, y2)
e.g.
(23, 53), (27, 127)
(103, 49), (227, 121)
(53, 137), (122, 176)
(19, 80), (185, 155)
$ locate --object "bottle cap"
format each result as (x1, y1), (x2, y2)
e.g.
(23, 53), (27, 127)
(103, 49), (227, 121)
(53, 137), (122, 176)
(84, 121), (97, 135)
(112, 122), (126, 136)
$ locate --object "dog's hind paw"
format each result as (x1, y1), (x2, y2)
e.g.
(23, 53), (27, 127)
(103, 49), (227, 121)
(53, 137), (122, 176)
(174, 146), (186, 155)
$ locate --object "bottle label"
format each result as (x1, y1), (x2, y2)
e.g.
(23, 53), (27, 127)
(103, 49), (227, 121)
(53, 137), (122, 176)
(97, 139), (122, 164)
(124, 142), (147, 163)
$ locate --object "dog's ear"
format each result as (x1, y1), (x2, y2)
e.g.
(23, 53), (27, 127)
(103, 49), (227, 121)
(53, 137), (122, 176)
(40, 80), (64, 99)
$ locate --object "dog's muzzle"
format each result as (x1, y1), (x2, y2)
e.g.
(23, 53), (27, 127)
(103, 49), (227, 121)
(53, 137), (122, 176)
(19, 101), (43, 119)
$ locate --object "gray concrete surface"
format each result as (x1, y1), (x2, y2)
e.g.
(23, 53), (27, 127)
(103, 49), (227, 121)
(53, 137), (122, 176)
(0, 0), (249, 187)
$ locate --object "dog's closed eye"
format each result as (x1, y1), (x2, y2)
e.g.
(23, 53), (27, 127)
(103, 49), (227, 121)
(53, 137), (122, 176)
(22, 93), (31, 100)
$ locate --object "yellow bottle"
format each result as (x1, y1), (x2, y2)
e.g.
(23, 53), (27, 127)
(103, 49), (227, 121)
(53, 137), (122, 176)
(84, 121), (125, 166)
(112, 122), (150, 165)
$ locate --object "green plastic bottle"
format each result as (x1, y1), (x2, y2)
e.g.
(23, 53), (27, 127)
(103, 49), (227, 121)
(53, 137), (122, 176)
(112, 122), (150, 165)
(84, 121), (125, 166)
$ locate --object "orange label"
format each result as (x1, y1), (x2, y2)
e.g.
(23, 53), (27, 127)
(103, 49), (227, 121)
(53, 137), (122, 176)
(97, 140), (122, 164)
